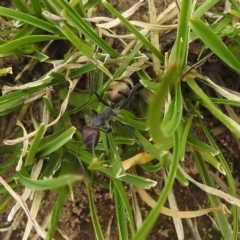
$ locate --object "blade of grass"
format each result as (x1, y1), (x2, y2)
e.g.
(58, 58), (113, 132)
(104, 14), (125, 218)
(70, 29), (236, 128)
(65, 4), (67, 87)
(112, 179), (136, 236)
(187, 135), (219, 156)
(59, 22), (94, 58)
(148, 0), (193, 143)
(198, 118), (239, 239)
(25, 123), (46, 167)
(102, 0), (164, 62)
(12, 0), (32, 12)
(193, 0), (219, 18)
(179, 115), (193, 160)
(17, 173), (82, 190)
(160, 81), (183, 136)
(86, 179), (105, 240)
(193, 151), (233, 239)
(186, 78), (240, 137)
(114, 183), (128, 240)
(190, 18), (240, 72)
(0, 7), (62, 35)
(46, 187), (69, 240)
(37, 127), (76, 157)
(0, 35), (64, 54)
(47, 0), (120, 57)
(132, 128), (181, 239)
(30, 0), (42, 15)
(108, 133), (126, 178)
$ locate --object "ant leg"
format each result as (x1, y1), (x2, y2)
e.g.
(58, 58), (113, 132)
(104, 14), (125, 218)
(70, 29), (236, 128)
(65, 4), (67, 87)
(105, 132), (111, 166)
(120, 83), (143, 109)
(92, 109), (98, 117)
(91, 133), (97, 159)
(79, 127), (100, 177)
(94, 90), (110, 107)
(115, 119), (144, 150)
(77, 143), (90, 178)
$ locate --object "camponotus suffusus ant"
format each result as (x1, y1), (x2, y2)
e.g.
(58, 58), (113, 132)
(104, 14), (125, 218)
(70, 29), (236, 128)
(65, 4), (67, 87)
(78, 77), (142, 175)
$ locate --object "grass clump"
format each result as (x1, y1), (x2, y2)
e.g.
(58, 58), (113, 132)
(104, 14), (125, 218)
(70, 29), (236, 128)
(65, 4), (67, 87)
(0, 1), (240, 239)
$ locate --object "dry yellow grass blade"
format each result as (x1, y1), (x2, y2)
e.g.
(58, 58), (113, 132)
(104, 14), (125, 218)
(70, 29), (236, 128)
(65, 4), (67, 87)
(4, 78), (78, 145)
(148, 0), (161, 77)
(0, 176), (47, 239)
(163, 169), (184, 239)
(15, 119), (28, 171)
(95, 0), (178, 45)
(179, 165), (240, 207)
(8, 160), (44, 221)
(0, 67), (12, 76)
(135, 186), (228, 218)
(22, 190), (44, 240)
(2, 79), (51, 95)
(120, 54), (149, 78)
(130, 185), (143, 230)
(95, 18), (177, 31)
(3, 210), (24, 240)
(97, 0), (146, 29)
(14, 40), (54, 83)
(122, 152), (149, 170)
(197, 73), (240, 101)
(31, 211), (53, 240)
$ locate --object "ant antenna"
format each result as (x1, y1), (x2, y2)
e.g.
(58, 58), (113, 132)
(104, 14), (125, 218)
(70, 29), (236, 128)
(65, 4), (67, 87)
(120, 83), (143, 109)
(77, 142), (89, 177)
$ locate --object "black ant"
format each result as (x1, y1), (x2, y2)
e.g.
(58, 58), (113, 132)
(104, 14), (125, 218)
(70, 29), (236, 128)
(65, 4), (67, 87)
(78, 77), (142, 175)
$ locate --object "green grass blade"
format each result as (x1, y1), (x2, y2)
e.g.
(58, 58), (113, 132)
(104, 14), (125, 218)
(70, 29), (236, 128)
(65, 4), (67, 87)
(132, 128), (181, 240)
(112, 179), (136, 236)
(59, 22), (94, 58)
(193, 0), (219, 18)
(46, 187), (69, 240)
(228, 0), (240, 12)
(0, 35), (64, 54)
(0, 143), (22, 175)
(179, 115), (193, 160)
(187, 135), (219, 156)
(168, 1), (193, 74)
(102, 0), (164, 62)
(10, 25), (36, 40)
(187, 78), (240, 137)
(114, 184), (128, 240)
(25, 123), (46, 167)
(116, 113), (148, 131)
(40, 149), (62, 178)
(147, 67), (177, 143)
(86, 179), (105, 240)
(17, 173), (82, 190)
(0, 7), (61, 35)
(190, 18), (240, 72)
(148, 0), (192, 143)
(30, 0), (42, 15)
(193, 151), (233, 239)
(47, 0), (120, 57)
(161, 81), (183, 136)
(198, 118), (239, 239)
(108, 133), (125, 178)
(37, 127), (76, 157)
(12, 0), (31, 12)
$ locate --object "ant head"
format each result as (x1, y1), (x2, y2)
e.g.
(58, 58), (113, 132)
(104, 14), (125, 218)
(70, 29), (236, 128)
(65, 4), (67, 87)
(81, 126), (99, 150)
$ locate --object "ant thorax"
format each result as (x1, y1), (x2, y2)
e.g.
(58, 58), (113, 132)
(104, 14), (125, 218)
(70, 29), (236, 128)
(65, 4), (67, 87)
(90, 107), (120, 132)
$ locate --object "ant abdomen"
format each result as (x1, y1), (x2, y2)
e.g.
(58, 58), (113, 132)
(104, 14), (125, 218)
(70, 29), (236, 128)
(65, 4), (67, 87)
(81, 126), (99, 150)
(107, 77), (133, 104)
